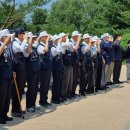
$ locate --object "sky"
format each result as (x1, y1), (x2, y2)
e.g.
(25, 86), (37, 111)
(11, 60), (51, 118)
(14, 0), (57, 21)
(15, 0), (57, 10)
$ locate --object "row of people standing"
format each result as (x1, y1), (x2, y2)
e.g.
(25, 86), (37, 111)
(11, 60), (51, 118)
(0, 28), (124, 124)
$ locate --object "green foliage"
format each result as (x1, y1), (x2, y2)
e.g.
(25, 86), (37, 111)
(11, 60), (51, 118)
(121, 28), (130, 49)
(42, 0), (130, 36)
(0, 0), (50, 29)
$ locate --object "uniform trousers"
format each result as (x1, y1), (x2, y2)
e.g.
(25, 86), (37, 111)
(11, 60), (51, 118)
(61, 65), (73, 97)
(39, 69), (51, 104)
(0, 78), (11, 118)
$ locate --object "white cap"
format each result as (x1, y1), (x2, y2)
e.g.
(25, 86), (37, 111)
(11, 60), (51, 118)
(93, 36), (100, 41)
(28, 32), (36, 38)
(91, 37), (97, 42)
(53, 34), (61, 41)
(0, 29), (10, 39)
(102, 33), (110, 38)
(39, 31), (48, 38)
(59, 32), (68, 37)
(83, 33), (91, 39)
(72, 31), (82, 37)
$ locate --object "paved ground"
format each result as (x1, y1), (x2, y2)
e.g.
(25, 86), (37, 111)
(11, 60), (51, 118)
(1, 65), (130, 130)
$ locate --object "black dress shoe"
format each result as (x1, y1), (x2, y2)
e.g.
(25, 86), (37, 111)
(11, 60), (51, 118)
(97, 87), (105, 90)
(52, 100), (60, 104)
(67, 94), (74, 99)
(118, 81), (123, 84)
(40, 102), (52, 107)
(107, 82), (113, 85)
(5, 116), (13, 121)
(0, 118), (6, 124)
(22, 111), (26, 114)
(73, 93), (80, 97)
(11, 112), (22, 118)
(62, 97), (67, 101)
(80, 92), (86, 96)
(59, 98), (64, 103)
(113, 81), (118, 84)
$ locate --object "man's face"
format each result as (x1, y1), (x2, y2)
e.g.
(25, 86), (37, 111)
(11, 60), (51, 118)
(91, 42), (95, 46)
(62, 36), (67, 42)
(73, 36), (78, 42)
(104, 36), (109, 42)
(18, 33), (24, 41)
(84, 38), (90, 43)
(54, 38), (59, 45)
(41, 36), (48, 42)
(117, 36), (122, 41)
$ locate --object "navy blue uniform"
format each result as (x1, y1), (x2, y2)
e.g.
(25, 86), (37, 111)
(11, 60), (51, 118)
(79, 43), (93, 95)
(38, 43), (52, 105)
(72, 50), (79, 96)
(26, 46), (40, 109)
(113, 41), (123, 83)
(11, 38), (27, 115)
(0, 43), (13, 121)
(51, 45), (64, 103)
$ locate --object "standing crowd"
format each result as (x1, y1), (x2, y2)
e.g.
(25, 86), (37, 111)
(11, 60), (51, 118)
(0, 28), (127, 124)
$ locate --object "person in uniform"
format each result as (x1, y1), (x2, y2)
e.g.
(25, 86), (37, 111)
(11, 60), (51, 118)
(100, 33), (111, 90)
(70, 32), (80, 97)
(51, 34), (64, 104)
(79, 33), (93, 95)
(11, 28), (32, 117)
(61, 31), (81, 100)
(126, 40), (130, 84)
(26, 32), (41, 112)
(90, 37), (98, 93)
(107, 36), (115, 85)
(0, 29), (13, 124)
(37, 31), (52, 107)
(113, 34), (123, 84)
(95, 36), (105, 90)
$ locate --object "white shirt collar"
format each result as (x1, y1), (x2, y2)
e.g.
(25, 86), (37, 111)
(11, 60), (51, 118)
(70, 38), (76, 45)
(40, 42), (46, 46)
(103, 39), (108, 44)
(15, 38), (22, 44)
(53, 43), (57, 47)
(82, 41), (89, 46)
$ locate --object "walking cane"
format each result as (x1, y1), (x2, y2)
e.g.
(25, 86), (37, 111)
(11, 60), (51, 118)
(92, 62), (96, 95)
(13, 76), (24, 119)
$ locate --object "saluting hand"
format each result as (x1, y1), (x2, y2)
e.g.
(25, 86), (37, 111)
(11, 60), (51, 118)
(97, 39), (100, 45)
(23, 32), (29, 40)
(77, 35), (81, 43)
(47, 34), (51, 42)
(36, 37), (40, 43)
(28, 37), (34, 45)
(4, 36), (11, 46)
(89, 38), (92, 45)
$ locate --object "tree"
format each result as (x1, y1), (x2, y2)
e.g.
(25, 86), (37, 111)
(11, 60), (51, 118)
(44, 0), (130, 35)
(28, 8), (48, 32)
(0, 0), (50, 29)
(32, 8), (48, 25)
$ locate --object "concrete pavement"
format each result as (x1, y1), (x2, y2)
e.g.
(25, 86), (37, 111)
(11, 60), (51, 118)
(0, 65), (130, 130)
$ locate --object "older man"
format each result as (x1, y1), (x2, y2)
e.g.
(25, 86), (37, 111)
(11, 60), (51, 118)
(100, 33), (111, 90)
(0, 29), (13, 124)
(37, 31), (52, 107)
